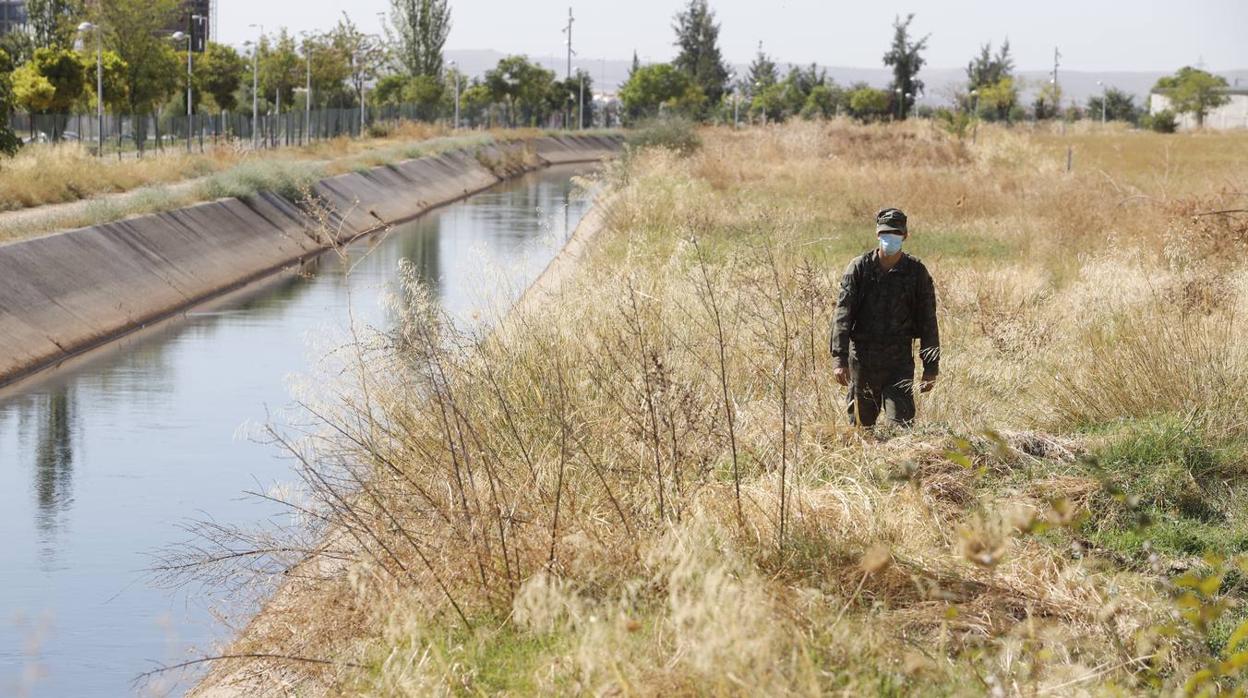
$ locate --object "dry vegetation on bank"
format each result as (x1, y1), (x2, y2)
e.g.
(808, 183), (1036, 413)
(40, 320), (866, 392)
(0, 123), (577, 243)
(183, 120), (1248, 696)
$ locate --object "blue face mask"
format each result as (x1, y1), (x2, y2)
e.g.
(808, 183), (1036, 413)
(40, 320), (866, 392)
(878, 233), (904, 256)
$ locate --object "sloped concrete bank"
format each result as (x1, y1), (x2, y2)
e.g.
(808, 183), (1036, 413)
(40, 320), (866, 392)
(0, 133), (622, 388)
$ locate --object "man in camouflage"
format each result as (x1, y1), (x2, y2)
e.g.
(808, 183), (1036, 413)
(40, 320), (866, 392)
(829, 208), (940, 427)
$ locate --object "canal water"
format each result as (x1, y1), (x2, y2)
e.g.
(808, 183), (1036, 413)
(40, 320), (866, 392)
(0, 164), (595, 696)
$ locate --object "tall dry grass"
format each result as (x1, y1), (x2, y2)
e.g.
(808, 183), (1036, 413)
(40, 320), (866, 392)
(175, 120), (1248, 696)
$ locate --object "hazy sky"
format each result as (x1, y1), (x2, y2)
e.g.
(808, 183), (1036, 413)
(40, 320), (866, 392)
(216, 0), (1247, 73)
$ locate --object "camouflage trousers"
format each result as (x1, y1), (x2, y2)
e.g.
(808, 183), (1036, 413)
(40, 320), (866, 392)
(846, 341), (916, 428)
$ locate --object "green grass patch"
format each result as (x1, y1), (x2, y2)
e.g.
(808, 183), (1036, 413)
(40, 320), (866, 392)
(1076, 416), (1248, 561)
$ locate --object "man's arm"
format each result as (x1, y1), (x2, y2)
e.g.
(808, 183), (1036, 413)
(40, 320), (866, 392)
(917, 265), (940, 377)
(830, 260), (859, 369)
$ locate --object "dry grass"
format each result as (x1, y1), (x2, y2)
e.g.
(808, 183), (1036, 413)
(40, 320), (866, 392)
(0, 123), (567, 228)
(175, 120), (1248, 696)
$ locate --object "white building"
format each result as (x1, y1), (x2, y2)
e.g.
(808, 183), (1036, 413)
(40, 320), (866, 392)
(1149, 89), (1248, 130)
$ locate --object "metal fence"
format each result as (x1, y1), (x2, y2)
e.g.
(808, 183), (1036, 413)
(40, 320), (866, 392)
(7, 99), (616, 157)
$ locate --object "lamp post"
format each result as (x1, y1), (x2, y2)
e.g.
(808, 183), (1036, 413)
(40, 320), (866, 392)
(970, 89), (980, 144)
(894, 87), (903, 120)
(449, 60), (460, 130)
(301, 31), (313, 145)
(76, 21), (102, 157)
(248, 23), (263, 148)
(170, 24), (197, 153)
(1097, 80), (1107, 124)
(728, 71), (738, 128)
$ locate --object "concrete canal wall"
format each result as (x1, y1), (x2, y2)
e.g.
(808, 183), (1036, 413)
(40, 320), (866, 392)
(0, 134), (622, 388)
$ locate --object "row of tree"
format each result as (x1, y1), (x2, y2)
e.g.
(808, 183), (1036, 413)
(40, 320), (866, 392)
(616, 1), (1234, 131)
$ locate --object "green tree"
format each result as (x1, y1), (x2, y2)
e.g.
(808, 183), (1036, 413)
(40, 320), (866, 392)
(0, 49), (20, 154)
(329, 13), (386, 112)
(847, 84), (890, 122)
(459, 79), (493, 126)
(388, 0), (451, 78)
(629, 50), (640, 78)
(25, 0), (84, 50)
(555, 70), (595, 129)
(619, 63), (701, 122)
(484, 55), (556, 126)
(77, 50), (128, 113)
(1154, 66), (1230, 128)
(303, 32), (352, 108)
(801, 83), (840, 119)
(881, 13), (928, 119)
(196, 42), (244, 112)
(92, 0), (181, 120)
(671, 0), (729, 107)
(257, 30), (302, 112)
(966, 39), (1016, 120)
(746, 44), (777, 98)
(967, 39), (1013, 91)
(1032, 80), (1061, 120)
(12, 46), (87, 139)
(1087, 87), (1142, 124)
(0, 29), (35, 65)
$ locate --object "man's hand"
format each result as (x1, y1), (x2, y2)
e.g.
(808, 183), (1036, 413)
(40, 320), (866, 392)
(833, 366), (850, 386)
(919, 372), (938, 393)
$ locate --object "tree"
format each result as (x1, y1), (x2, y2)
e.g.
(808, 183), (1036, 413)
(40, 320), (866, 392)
(967, 39), (1013, 91)
(555, 70), (594, 129)
(257, 30), (302, 112)
(966, 39), (1016, 120)
(484, 55), (557, 127)
(329, 13), (387, 113)
(79, 50), (129, 112)
(881, 13), (928, 119)
(0, 29), (35, 66)
(197, 42), (244, 112)
(1086, 87), (1142, 124)
(459, 79), (493, 126)
(847, 84), (890, 122)
(619, 63), (702, 121)
(629, 50), (640, 78)
(303, 32), (352, 108)
(91, 0), (181, 120)
(25, 0), (84, 50)
(801, 83), (840, 120)
(746, 44), (777, 98)
(0, 49), (20, 154)
(671, 0), (729, 107)
(1154, 66), (1230, 128)
(388, 0), (451, 78)
(11, 46), (87, 139)
(1032, 80), (1061, 120)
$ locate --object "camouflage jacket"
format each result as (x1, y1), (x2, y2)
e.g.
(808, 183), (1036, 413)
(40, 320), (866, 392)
(829, 251), (941, 375)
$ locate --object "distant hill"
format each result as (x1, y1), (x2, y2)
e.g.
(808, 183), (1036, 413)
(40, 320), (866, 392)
(445, 49), (1248, 108)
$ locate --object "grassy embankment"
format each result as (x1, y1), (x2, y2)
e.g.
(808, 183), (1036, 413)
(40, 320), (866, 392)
(186, 120), (1248, 695)
(0, 123), (612, 243)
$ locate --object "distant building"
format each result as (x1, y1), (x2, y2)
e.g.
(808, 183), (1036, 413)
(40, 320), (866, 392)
(168, 0), (212, 53)
(1150, 88), (1248, 130)
(0, 0), (26, 37)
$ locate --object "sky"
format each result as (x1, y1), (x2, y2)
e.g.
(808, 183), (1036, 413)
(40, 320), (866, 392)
(215, 0), (1247, 74)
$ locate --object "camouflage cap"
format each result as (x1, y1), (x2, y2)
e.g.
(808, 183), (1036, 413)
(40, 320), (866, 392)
(875, 207), (908, 234)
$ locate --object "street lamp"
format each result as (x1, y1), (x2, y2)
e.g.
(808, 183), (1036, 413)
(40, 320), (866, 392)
(248, 23), (264, 148)
(728, 71), (738, 128)
(76, 21), (102, 157)
(300, 31), (313, 144)
(1096, 80), (1107, 124)
(894, 87), (903, 120)
(170, 24), (198, 153)
(449, 60), (460, 130)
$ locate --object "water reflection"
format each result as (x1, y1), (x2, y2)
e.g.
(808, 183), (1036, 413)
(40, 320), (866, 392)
(33, 389), (76, 538)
